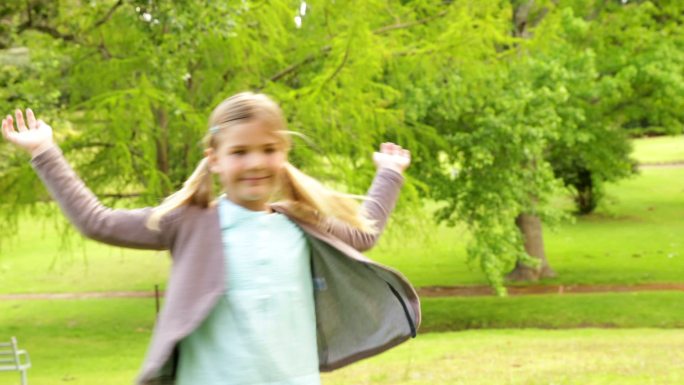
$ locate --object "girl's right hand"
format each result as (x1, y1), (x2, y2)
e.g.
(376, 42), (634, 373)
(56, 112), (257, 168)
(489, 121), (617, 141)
(2, 108), (54, 157)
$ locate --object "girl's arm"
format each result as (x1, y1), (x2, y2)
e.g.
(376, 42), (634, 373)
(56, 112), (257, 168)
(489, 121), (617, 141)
(3, 109), (170, 250)
(321, 142), (411, 252)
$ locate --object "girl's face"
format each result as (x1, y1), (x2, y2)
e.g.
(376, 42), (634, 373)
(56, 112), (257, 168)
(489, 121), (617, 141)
(206, 119), (287, 211)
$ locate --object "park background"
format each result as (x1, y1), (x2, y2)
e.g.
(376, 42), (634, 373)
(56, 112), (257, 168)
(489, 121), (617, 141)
(1, 0), (683, 384)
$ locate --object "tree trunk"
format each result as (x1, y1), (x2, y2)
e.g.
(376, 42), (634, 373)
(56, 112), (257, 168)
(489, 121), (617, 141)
(154, 107), (170, 194)
(507, 213), (556, 281)
(506, 0), (557, 282)
(574, 167), (598, 215)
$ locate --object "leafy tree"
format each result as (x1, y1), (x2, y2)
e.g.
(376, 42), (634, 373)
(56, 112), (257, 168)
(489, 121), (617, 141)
(0, 0), (435, 246)
(548, 0), (683, 214)
(1, 0), (679, 294)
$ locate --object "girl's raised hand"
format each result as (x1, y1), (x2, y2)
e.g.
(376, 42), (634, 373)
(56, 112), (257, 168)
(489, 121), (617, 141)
(2, 108), (54, 157)
(373, 142), (411, 175)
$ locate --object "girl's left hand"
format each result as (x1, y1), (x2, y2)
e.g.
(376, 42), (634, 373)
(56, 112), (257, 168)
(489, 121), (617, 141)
(373, 142), (411, 174)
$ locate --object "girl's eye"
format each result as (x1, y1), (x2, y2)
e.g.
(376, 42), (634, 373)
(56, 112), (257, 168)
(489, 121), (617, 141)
(265, 147), (277, 154)
(231, 150), (246, 156)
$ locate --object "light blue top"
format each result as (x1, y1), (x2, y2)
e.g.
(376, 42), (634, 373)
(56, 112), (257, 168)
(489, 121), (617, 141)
(177, 196), (320, 385)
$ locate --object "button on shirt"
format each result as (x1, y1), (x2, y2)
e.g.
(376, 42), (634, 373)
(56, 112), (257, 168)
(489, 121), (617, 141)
(177, 197), (320, 385)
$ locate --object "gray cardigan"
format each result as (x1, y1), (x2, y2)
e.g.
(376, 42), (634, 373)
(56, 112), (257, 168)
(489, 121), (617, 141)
(31, 146), (421, 385)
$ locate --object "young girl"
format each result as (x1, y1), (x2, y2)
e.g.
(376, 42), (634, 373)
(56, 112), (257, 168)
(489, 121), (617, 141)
(2, 92), (420, 385)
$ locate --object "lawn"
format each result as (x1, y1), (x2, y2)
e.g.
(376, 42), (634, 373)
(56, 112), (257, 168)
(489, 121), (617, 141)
(420, 292), (684, 331)
(631, 134), (684, 164)
(322, 329), (684, 385)
(0, 299), (153, 385)
(2, 298), (683, 385)
(0, 218), (170, 294)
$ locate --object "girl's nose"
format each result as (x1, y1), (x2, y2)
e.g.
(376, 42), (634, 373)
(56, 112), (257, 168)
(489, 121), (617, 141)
(245, 152), (266, 169)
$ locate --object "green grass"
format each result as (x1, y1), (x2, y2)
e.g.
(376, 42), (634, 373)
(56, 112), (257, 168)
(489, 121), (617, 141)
(0, 299), (154, 385)
(536, 167), (684, 285)
(632, 135), (684, 163)
(420, 292), (684, 332)
(2, 299), (683, 385)
(323, 329), (684, 385)
(0, 216), (170, 294)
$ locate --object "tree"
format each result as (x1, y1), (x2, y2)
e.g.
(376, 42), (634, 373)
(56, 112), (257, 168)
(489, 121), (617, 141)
(2, 0), (679, 294)
(381, 0), (567, 291)
(547, 0), (683, 215)
(0, 0), (435, 246)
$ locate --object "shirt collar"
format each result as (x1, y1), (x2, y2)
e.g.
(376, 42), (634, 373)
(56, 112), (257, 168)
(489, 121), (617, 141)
(218, 194), (269, 230)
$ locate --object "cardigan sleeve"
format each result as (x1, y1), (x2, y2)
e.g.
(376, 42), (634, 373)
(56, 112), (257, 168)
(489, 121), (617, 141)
(319, 168), (404, 252)
(30, 145), (172, 250)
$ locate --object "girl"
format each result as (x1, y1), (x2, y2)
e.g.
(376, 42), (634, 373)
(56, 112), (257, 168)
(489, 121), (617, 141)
(2, 92), (420, 385)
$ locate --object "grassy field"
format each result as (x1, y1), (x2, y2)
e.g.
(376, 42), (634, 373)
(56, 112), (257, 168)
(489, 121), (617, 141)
(0, 220), (170, 294)
(1, 298), (683, 385)
(0, 299), (153, 385)
(322, 329), (684, 385)
(420, 292), (684, 331)
(631, 135), (684, 164)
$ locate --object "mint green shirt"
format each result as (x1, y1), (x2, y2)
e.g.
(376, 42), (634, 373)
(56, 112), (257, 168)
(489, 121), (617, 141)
(177, 197), (320, 385)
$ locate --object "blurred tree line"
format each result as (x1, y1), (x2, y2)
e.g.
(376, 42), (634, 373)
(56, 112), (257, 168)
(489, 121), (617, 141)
(0, 0), (682, 293)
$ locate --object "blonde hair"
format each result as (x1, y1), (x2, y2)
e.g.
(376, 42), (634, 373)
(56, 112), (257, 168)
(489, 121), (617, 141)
(146, 92), (376, 233)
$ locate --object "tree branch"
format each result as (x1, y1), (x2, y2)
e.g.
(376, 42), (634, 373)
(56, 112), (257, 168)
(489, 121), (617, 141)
(88, 0), (124, 32)
(18, 23), (78, 42)
(98, 41), (112, 60)
(18, 0), (124, 44)
(323, 40), (351, 86)
(392, 47), (438, 57)
(373, 10), (448, 34)
(100, 192), (143, 199)
(25, 0), (32, 26)
(264, 8), (449, 85)
(65, 142), (115, 151)
(268, 46), (331, 83)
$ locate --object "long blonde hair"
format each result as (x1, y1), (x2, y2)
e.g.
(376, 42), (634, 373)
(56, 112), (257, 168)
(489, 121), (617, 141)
(146, 92), (376, 233)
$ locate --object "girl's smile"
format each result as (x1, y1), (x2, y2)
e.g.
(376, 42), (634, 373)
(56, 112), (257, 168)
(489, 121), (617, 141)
(241, 176), (271, 182)
(205, 119), (287, 212)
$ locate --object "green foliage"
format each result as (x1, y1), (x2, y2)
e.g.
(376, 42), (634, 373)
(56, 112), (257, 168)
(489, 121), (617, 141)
(583, 1), (684, 136)
(387, 2), (570, 289)
(0, 0), (680, 292)
(534, 7), (636, 214)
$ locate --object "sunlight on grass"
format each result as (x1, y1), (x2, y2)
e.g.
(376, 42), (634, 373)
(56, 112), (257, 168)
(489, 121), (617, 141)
(0, 214), (170, 294)
(632, 135), (684, 164)
(322, 329), (684, 385)
(540, 167), (684, 285)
